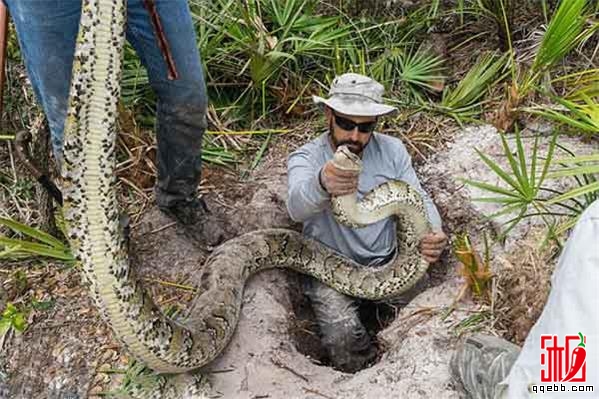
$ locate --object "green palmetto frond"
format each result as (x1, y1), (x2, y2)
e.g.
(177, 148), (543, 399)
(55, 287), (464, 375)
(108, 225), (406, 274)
(463, 128), (599, 239)
(371, 45), (445, 102)
(220, 0), (351, 86)
(370, 47), (403, 90)
(442, 52), (509, 108)
(525, 94), (599, 134)
(398, 45), (445, 94)
(545, 152), (599, 234)
(0, 218), (74, 262)
(462, 129), (558, 237)
(189, 0), (354, 125)
(439, 51), (509, 122)
(531, 0), (597, 75)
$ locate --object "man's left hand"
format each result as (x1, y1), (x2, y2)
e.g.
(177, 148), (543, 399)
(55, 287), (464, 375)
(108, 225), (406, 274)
(419, 230), (448, 263)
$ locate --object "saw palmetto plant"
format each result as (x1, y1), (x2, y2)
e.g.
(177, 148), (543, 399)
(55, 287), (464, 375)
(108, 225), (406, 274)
(535, 2), (598, 80)
(371, 44), (445, 103)
(524, 73), (599, 135)
(462, 127), (559, 239)
(191, 0), (351, 114)
(527, 0), (596, 80)
(545, 151), (599, 233)
(439, 51), (510, 123)
(464, 126), (599, 242)
(495, 0), (599, 131)
(526, 94), (599, 134)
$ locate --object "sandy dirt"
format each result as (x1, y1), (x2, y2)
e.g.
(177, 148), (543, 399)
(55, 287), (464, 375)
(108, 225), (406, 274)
(1, 124), (596, 398)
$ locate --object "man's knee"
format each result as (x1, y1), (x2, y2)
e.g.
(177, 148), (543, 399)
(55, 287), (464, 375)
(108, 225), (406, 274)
(323, 317), (377, 372)
(157, 79), (207, 114)
(304, 280), (357, 321)
(156, 80), (208, 142)
(305, 280), (377, 371)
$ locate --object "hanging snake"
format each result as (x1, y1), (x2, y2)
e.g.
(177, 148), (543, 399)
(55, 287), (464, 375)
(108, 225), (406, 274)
(60, 1), (431, 397)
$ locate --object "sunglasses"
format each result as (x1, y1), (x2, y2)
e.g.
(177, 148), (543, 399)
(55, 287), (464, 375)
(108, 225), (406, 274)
(332, 111), (377, 134)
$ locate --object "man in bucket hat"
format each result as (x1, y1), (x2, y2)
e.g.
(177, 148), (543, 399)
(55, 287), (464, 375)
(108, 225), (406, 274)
(286, 73), (448, 372)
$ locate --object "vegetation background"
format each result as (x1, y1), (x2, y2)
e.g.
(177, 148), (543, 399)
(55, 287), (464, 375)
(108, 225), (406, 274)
(0, 0), (597, 396)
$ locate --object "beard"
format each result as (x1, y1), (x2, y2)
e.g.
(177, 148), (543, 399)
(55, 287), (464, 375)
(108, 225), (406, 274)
(329, 120), (366, 155)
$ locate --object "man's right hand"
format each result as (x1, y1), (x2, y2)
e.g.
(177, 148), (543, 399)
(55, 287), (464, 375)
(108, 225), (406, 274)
(319, 160), (360, 196)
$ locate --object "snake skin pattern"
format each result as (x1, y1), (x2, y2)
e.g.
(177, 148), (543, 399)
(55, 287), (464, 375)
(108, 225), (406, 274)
(60, 1), (431, 397)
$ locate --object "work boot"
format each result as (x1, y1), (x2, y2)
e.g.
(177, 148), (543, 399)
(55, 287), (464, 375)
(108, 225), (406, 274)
(159, 197), (228, 247)
(450, 333), (521, 399)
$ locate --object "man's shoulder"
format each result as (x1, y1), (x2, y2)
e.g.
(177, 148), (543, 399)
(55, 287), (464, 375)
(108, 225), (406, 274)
(289, 132), (328, 159)
(371, 132), (409, 158)
(373, 132), (407, 150)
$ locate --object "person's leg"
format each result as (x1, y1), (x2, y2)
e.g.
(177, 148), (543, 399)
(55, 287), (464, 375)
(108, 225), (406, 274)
(125, 0), (226, 245)
(3, 0), (81, 166)
(125, 0), (206, 207)
(305, 278), (377, 372)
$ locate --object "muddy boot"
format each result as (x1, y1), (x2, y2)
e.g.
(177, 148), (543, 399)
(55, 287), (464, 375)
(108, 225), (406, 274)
(450, 333), (521, 399)
(159, 197), (228, 247)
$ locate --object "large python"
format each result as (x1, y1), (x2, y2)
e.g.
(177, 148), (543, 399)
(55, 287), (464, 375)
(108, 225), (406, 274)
(60, 1), (431, 397)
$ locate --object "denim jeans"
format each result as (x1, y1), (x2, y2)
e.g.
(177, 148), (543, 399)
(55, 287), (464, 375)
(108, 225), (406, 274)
(4, 0), (208, 207)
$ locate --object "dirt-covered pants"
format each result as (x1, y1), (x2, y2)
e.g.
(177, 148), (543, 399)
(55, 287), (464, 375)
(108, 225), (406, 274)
(4, 0), (208, 208)
(304, 272), (430, 372)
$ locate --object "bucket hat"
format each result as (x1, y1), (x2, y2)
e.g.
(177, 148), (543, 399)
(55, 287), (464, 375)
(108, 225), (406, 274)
(313, 73), (397, 117)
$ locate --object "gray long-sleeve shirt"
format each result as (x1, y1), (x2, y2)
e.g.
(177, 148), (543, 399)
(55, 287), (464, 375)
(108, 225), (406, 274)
(286, 131), (442, 266)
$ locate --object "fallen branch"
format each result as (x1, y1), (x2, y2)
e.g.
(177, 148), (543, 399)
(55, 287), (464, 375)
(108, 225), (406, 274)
(302, 387), (335, 399)
(142, 278), (197, 292)
(270, 356), (309, 382)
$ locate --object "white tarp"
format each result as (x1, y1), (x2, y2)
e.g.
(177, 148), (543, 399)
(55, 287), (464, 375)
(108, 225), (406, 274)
(497, 199), (599, 398)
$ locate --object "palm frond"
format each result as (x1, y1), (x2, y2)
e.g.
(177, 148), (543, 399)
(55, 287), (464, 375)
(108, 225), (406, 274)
(440, 51), (509, 118)
(397, 45), (446, 94)
(462, 130), (558, 236)
(525, 94), (599, 134)
(531, 0), (594, 73)
(0, 218), (74, 262)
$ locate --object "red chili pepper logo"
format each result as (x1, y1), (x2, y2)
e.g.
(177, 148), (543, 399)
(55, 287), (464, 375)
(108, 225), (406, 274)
(561, 332), (586, 382)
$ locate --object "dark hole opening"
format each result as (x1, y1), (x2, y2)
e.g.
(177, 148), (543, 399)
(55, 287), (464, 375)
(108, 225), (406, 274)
(287, 274), (399, 373)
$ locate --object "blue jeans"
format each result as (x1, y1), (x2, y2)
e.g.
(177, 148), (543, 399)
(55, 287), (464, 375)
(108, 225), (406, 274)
(4, 0), (208, 207)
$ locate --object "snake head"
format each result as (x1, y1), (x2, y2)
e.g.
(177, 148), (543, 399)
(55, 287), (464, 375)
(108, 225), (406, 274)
(333, 145), (362, 172)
